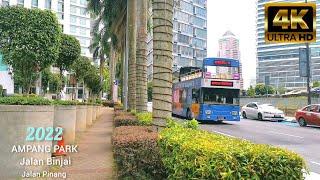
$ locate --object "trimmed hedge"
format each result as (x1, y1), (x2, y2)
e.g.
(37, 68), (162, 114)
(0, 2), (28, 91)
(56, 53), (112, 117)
(158, 123), (307, 179)
(0, 96), (51, 105)
(114, 113), (139, 127)
(52, 100), (77, 106)
(112, 126), (166, 179)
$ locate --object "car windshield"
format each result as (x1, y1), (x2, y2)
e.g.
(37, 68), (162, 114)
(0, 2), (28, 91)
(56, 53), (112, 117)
(259, 104), (276, 109)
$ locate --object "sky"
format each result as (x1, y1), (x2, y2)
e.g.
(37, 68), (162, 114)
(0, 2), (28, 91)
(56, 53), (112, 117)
(207, 0), (257, 89)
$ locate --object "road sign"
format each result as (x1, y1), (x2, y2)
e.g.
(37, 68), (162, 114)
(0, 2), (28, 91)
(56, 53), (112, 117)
(299, 48), (308, 77)
(265, 76), (270, 86)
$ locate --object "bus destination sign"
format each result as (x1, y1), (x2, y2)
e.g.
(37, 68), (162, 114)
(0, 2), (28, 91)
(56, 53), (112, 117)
(214, 60), (231, 66)
(211, 81), (233, 87)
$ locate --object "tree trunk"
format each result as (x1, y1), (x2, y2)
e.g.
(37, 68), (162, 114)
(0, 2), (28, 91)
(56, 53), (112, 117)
(127, 0), (137, 111)
(99, 53), (105, 98)
(136, 0), (148, 112)
(152, 0), (174, 123)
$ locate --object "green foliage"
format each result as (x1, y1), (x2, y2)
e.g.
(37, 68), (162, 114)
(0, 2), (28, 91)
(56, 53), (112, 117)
(0, 7), (61, 93)
(52, 100), (77, 106)
(130, 109), (137, 115)
(184, 119), (199, 129)
(41, 68), (62, 93)
(112, 126), (166, 179)
(276, 86), (287, 95)
(71, 56), (93, 81)
(158, 125), (307, 179)
(0, 96), (51, 105)
(136, 112), (153, 125)
(56, 34), (81, 73)
(147, 81), (152, 101)
(313, 81), (320, 87)
(255, 83), (275, 95)
(0, 85), (3, 97)
(85, 68), (102, 95)
(247, 85), (255, 97)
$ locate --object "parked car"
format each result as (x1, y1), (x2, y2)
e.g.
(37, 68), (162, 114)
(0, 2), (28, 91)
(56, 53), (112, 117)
(241, 102), (284, 121)
(295, 104), (320, 127)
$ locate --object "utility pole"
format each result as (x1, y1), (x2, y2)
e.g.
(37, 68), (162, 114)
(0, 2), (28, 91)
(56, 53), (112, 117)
(306, 0), (311, 105)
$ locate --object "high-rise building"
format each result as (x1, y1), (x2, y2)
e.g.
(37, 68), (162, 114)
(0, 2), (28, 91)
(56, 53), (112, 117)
(147, 0), (207, 80)
(0, 0), (92, 95)
(256, 0), (320, 90)
(217, 31), (243, 89)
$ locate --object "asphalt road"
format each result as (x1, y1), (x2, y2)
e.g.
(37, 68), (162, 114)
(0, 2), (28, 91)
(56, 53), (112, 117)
(199, 118), (320, 173)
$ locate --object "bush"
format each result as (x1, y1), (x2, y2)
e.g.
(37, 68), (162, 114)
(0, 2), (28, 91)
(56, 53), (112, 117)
(76, 101), (87, 106)
(112, 126), (166, 179)
(114, 113), (139, 127)
(0, 96), (51, 105)
(136, 112), (152, 125)
(52, 100), (77, 106)
(158, 124), (306, 179)
(103, 100), (114, 107)
(184, 118), (199, 129)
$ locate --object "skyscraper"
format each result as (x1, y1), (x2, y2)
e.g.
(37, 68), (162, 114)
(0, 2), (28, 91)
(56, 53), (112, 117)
(0, 0), (92, 95)
(256, 0), (320, 90)
(147, 0), (207, 80)
(218, 31), (243, 89)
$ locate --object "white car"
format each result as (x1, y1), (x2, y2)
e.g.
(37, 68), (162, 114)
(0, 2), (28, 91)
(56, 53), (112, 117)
(241, 102), (284, 121)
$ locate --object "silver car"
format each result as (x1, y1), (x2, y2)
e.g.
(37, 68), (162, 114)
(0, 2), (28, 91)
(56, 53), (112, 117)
(241, 102), (284, 121)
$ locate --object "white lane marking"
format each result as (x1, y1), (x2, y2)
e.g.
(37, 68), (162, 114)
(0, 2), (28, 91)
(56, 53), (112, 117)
(310, 161), (320, 166)
(212, 130), (236, 138)
(268, 131), (304, 139)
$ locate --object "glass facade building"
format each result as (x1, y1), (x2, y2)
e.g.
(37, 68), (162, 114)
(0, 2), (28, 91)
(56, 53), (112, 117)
(147, 0), (207, 80)
(256, 0), (320, 89)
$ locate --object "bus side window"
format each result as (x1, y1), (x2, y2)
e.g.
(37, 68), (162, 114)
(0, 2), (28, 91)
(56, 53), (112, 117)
(192, 89), (199, 103)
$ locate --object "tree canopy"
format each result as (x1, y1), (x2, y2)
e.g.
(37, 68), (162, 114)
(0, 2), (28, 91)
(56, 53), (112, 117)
(56, 34), (81, 73)
(0, 6), (61, 93)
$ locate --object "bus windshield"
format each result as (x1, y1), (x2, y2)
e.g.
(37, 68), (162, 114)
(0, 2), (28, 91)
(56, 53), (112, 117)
(205, 66), (240, 80)
(201, 88), (239, 105)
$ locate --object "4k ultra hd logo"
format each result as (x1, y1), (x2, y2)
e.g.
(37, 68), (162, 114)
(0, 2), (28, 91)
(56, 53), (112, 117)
(265, 3), (316, 43)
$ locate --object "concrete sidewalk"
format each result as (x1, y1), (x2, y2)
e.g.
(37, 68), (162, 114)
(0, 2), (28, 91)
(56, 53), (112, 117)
(61, 107), (114, 180)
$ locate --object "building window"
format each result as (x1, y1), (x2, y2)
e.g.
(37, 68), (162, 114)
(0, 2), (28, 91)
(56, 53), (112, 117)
(70, 26), (77, 33)
(195, 7), (206, 18)
(31, 0), (38, 7)
(17, 0), (24, 6)
(45, 0), (51, 9)
(70, 16), (77, 24)
(80, 0), (87, 5)
(81, 48), (86, 55)
(79, 18), (86, 25)
(57, 13), (64, 20)
(57, 2), (64, 12)
(80, 7), (87, 16)
(180, 1), (193, 14)
(70, 6), (77, 14)
(80, 28), (87, 36)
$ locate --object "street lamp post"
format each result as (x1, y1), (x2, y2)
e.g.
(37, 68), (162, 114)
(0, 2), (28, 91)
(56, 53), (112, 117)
(306, 0), (311, 105)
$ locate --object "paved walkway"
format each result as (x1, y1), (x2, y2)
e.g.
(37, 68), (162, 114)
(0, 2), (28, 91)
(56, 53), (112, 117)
(62, 107), (114, 180)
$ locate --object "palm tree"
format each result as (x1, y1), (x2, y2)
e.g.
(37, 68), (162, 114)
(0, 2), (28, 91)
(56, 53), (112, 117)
(136, 0), (148, 112)
(89, 25), (110, 98)
(88, 0), (126, 100)
(127, 0), (137, 110)
(152, 0), (174, 122)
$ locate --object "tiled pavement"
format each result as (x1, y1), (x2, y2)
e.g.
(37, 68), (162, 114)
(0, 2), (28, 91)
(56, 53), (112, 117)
(61, 108), (114, 180)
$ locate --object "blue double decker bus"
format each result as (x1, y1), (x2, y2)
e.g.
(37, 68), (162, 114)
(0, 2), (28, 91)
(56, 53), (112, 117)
(172, 57), (240, 122)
